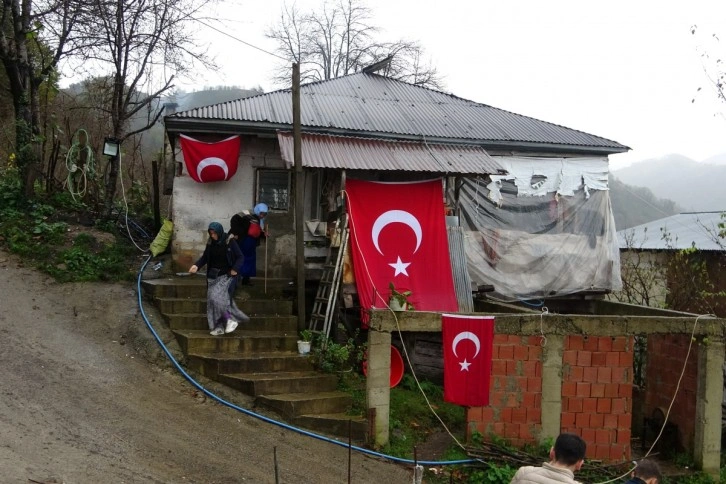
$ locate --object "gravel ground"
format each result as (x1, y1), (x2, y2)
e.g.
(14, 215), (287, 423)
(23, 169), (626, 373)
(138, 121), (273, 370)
(0, 249), (411, 483)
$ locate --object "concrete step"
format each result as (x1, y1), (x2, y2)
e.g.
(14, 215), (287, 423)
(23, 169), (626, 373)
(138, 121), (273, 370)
(186, 351), (313, 379)
(292, 413), (368, 442)
(156, 297), (292, 316)
(218, 371), (339, 396)
(173, 329), (298, 355)
(164, 313), (297, 332)
(142, 276), (294, 299)
(256, 391), (352, 418)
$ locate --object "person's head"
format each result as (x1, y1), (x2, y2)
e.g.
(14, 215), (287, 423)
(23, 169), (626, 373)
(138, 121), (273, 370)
(632, 459), (662, 484)
(253, 203), (268, 218)
(208, 222), (224, 242)
(550, 433), (587, 470)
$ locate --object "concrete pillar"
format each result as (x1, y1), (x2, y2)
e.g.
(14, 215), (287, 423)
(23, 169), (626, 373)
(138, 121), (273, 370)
(540, 334), (564, 441)
(366, 328), (392, 447)
(693, 339), (724, 480)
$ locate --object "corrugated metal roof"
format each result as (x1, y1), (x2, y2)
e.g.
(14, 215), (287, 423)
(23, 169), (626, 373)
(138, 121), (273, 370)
(618, 212), (726, 251)
(276, 132), (506, 175)
(167, 73), (628, 153)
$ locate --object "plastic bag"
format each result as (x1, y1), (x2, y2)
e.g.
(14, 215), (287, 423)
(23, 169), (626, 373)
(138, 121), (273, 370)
(150, 219), (174, 256)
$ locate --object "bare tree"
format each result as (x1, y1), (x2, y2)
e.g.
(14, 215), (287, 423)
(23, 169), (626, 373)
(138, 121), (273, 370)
(0, 0), (88, 196)
(267, 0), (443, 89)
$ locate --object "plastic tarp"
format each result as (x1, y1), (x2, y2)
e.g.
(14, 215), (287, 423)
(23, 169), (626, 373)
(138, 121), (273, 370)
(455, 156), (622, 301)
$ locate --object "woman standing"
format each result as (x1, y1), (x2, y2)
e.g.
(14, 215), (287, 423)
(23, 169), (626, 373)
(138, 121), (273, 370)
(189, 222), (250, 335)
(229, 203), (268, 286)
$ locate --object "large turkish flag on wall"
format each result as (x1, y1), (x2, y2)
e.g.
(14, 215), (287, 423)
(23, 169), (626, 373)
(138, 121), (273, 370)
(345, 179), (458, 315)
(180, 134), (240, 183)
(442, 314), (494, 407)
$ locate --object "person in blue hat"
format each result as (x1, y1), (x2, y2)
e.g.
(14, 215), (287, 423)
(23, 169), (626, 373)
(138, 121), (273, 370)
(189, 222), (250, 335)
(228, 203), (268, 287)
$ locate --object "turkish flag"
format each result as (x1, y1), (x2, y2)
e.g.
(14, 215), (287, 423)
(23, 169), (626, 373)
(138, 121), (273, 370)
(345, 179), (458, 315)
(180, 134), (240, 183)
(442, 314), (494, 407)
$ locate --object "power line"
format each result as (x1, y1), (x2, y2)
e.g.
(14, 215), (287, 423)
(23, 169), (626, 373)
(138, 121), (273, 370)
(195, 18), (289, 62)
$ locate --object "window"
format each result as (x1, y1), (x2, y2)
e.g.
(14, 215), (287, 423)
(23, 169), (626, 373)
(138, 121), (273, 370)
(257, 169), (290, 211)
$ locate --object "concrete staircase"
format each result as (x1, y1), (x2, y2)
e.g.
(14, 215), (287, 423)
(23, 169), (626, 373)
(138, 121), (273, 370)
(141, 275), (367, 441)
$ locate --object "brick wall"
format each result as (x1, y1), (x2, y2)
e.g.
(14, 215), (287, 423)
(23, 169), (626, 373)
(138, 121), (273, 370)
(466, 334), (634, 462)
(645, 334), (699, 451)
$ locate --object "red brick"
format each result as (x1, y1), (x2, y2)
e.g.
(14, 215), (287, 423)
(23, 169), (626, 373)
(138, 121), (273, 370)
(506, 360), (517, 374)
(504, 422), (519, 439)
(561, 412), (576, 428)
(468, 407), (483, 421)
(592, 352), (607, 366)
(619, 384), (633, 398)
(612, 367), (630, 384)
(501, 407), (513, 422)
(528, 344), (543, 360)
(591, 383), (605, 398)
(493, 334), (509, 344)
(576, 412), (590, 427)
(513, 345), (529, 360)
(522, 392), (537, 408)
(563, 350), (578, 366)
(528, 377), (542, 393)
(506, 394), (519, 407)
(511, 408), (527, 423)
(619, 351), (634, 367)
(526, 407), (541, 423)
(610, 444), (626, 461)
(568, 335), (584, 350)
(581, 428), (596, 445)
(523, 361), (538, 377)
(616, 429), (631, 444)
(577, 350), (592, 366)
(570, 366), (584, 382)
(562, 381), (577, 397)
(611, 398), (627, 414)
(583, 367), (598, 383)
(491, 360), (507, 376)
(597, 398), (612, 414)
(492, 422), (505, 434)
(516, 376), (529, 390)
(595, 444), (610, 460)
(583, 397), (597, 414)
(590, 413), (604, 428)
(598, 338), (613, 352)
(568, 398), (583, 413)
(490, 391), (505, 406)
(499, 345), (514, 359)
(519, 424), (534, 440)
(597, 366), (613, 383)
(604, 383), (619, 398)
(605, 351), (620, 367)
(603, 414), (618, 429)
(612, 337), (628, 351)
(576, 382), (591, 397)
(584, 337), (600, 351)
(595, 429), (611, 444)
(618, 414), (632, 430)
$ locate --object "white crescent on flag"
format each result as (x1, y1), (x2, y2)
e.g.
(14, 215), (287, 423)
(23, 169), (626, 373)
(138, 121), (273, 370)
(180, 134), (240, 183)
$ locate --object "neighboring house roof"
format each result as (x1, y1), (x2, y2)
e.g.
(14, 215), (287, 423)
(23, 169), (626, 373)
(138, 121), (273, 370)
(618, 212), (726, 251)
(276, 132), (506, 174)
(165, 72), (628, 155)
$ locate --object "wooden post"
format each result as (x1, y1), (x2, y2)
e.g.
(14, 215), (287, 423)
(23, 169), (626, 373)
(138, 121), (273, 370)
(293, 63), (305, 332)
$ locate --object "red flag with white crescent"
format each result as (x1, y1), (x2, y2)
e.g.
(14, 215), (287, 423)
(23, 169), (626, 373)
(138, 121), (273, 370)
(442, 314), (494, 407)
(180, 134), (240, 183)
(345, 179), (458, 315)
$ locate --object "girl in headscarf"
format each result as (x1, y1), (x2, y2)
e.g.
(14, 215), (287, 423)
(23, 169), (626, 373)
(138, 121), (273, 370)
(228, 203), (268, 286)
(189, 222), (250, 335)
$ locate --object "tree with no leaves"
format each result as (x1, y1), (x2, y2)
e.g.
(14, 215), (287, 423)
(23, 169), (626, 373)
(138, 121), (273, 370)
(266, 0), (443, 89)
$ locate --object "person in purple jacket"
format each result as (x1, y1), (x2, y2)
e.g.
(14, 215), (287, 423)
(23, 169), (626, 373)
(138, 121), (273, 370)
(189, 222), (250, 336)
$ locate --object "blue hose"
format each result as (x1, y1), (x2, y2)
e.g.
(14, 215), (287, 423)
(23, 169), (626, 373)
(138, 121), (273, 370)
(136, 255), (475, 467)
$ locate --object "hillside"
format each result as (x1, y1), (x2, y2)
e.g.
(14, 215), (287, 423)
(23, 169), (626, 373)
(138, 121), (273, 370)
(608, 175), (680, 230)
(612, 154), (726, 212)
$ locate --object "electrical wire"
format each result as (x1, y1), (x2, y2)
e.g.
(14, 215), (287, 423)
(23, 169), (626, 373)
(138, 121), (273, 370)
(135, 254), (475, 467)
(63, 129), (95, 201)
(117, 148), (150, 254)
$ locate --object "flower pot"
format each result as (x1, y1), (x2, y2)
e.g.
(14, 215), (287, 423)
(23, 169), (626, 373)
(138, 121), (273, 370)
(389, 298), (408, 311)
(297, 340), (311, 355)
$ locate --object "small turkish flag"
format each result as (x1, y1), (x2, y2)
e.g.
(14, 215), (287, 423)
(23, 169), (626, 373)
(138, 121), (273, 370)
(180, 134), (240, 183)
(345, 179), (458, 315)
(442, 314), (494, 407)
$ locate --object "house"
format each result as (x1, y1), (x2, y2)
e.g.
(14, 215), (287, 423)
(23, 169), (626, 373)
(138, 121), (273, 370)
(163, 71), (628, 303)
(615, 211), (726, 316)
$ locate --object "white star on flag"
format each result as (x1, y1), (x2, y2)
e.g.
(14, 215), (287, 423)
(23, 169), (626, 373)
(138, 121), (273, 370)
(389, 256), (411, 277)
(459, 359), (471, 371)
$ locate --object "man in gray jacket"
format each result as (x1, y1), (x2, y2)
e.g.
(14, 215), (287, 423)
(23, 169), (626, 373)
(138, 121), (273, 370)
(510, 433), (587, 484)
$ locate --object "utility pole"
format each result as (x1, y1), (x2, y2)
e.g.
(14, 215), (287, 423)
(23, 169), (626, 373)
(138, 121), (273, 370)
(293, 63), (305, 332)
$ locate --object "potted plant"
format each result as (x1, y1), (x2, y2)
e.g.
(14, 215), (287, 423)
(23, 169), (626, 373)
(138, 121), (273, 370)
(388, 282), (414, 311)
(298, 329), (313, 355)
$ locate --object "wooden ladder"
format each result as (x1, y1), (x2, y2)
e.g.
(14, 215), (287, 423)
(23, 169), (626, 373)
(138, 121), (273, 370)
(308, 216), (348, 340)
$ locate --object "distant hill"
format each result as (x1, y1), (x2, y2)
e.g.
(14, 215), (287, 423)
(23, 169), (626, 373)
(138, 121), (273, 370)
(612, 154), (726, 211)
(608, 175), (681, 230)
(169, 86), (263, 112)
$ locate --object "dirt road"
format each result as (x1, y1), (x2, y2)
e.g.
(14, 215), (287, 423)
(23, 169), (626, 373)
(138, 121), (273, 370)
(0, 249), (411, 483)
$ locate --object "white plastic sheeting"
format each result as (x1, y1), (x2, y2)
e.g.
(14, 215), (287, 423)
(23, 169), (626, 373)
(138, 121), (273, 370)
(456, 156), (622, 301)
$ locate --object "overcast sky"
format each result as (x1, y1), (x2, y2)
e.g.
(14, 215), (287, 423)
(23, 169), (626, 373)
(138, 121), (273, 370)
(179, 0), (726, 170)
